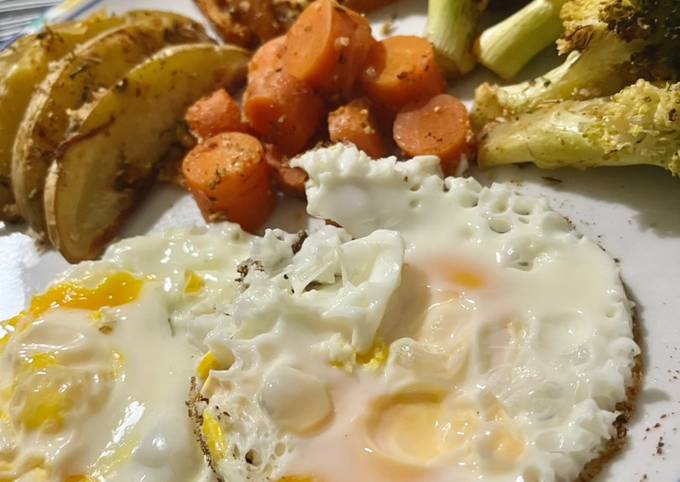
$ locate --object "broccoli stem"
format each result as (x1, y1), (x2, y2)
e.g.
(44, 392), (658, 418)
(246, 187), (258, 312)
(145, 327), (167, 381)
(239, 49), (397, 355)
(472, 34), (640, 127)
(478, 80), (680, 175)
(425, 0), (484, 77)
(479, 106), (612, 168)
(475, 0), (567, 80)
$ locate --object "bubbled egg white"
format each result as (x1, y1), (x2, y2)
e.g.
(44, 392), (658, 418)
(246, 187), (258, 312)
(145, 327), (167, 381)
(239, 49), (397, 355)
(194, 144), (639, 482)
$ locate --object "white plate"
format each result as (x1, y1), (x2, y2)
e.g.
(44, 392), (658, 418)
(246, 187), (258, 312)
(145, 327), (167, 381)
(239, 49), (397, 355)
(1, 1), (679, 480)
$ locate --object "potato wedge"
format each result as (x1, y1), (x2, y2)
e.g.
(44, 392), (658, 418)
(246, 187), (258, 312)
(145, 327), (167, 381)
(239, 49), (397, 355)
(44, 43), (248, 262)
(0, 35), (35, 81)
(12, 12), (210, 233)
(0, 13), (130, 222)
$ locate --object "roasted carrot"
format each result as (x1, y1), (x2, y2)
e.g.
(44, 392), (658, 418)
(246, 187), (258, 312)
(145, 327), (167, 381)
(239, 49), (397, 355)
(244, 70), (325, 155)
(393, 94), (472, 175)
(263, 143), (308, 198)
(248, 35), (287, 83)
(360, 36), (446, 109)
(328, 98), (387, 158)
(185, 89), (249, 140)
(283, 0), (374, 99)
(336, 9), (375, 99)
(181, 132), (276, 232)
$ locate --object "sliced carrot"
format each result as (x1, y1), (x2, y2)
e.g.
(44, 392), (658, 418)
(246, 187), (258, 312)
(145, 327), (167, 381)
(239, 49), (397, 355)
(328, 98), (387, 158)
(283, 0), (374, 99)
(248, 35), (287, 83)
(185, 89), (249, 140)
(361, 36), (446, 109)
(343, 0), (395, 11)
(393, 94), (472, 175)
(336, 9), (375, 100)
(263, 143), (308, 198)
(181, 132), (276, 232)
(244, 70), (325, 155)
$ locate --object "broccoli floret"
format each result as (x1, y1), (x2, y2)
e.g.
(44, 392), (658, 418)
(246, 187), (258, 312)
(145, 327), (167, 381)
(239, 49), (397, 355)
(472, 0), (680, 127)
(477, 80), (680, 175)
(425, 0), (488, 77)
(475, 0), (567, 80)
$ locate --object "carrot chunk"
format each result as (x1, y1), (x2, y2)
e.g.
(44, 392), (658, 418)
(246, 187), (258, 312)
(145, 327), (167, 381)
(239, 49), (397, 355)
(185, 89), (249, 140)
(244, 70), (325, 155)
(393, 94), (472, 175)
(361, 36), (446, 109)
(283, 0), (374, 99)
(182, 132), (276, 231)
(248, 35), (287, 83)
(263, 143), (308, 198)
(328, 98), (387, 158)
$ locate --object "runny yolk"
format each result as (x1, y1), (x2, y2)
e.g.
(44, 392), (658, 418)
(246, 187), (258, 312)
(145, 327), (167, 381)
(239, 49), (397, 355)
(26, 272), (143, 319)
(0, 272), (143, 349)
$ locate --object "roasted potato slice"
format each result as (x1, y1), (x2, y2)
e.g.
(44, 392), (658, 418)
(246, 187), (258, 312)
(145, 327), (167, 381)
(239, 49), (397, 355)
(0, 35), (35, 80)
(0, 13), (129, 222)
(44, 43), (248, 262)
(12, 12), (211, 233)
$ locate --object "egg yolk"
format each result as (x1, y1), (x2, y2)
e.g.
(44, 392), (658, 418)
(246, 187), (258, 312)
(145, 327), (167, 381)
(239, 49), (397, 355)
(27, 272), (143, 318)
(203, 411), (228, 461)
(363, 393), (525, 472)
(366, 394), (477, 465)
(426, 259), (486, 291)
(450, 270), (484, 290)
(17, 368), (70, 432)
(0, 272), (143, 350)
(356, 339), (389, 369)
(184, 270), (204, 294)
(0, 273), (140, 439)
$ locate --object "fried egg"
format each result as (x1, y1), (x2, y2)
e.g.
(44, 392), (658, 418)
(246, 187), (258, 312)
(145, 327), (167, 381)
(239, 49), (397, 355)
(193, 144), (639, 482)
(0, 224), (253, 482)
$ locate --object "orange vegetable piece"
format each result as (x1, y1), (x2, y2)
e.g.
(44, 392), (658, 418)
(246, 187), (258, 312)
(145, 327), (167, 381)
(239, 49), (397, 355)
(360, 36), (446, 109)
(248, 35), (287, 83)
(328, 98), (387, 158)
(283, 0), (374, 99)
(182, 132), (276, 232)
(263, 143), (308, 198)
(393, 94), (472, 175)
(244, 70), (325, 155)
(185, 89), (249, 140)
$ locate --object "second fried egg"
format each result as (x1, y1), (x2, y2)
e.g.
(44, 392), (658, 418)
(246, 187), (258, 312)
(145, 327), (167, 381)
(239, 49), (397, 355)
(194, 145), (639, 482)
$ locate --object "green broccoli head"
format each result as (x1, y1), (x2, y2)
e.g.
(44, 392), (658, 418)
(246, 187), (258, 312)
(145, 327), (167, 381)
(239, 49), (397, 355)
(560, 0), (680, 50)
(478, 80), (680, 175)
(601, 0), (680, 42)
(472, 0), (680, 127)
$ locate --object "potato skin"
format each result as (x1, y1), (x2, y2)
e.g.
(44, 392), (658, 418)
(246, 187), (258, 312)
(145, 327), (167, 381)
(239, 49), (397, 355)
(11, 11), (210, 233)
(44, 43), (248, 262)
(0, 13), (129, 222)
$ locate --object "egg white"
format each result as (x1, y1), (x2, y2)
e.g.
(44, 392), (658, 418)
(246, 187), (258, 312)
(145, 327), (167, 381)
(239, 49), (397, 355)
(191, 145), (638, 482)
(0, 224), (252, 482)
(0, 146), (639, 482)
